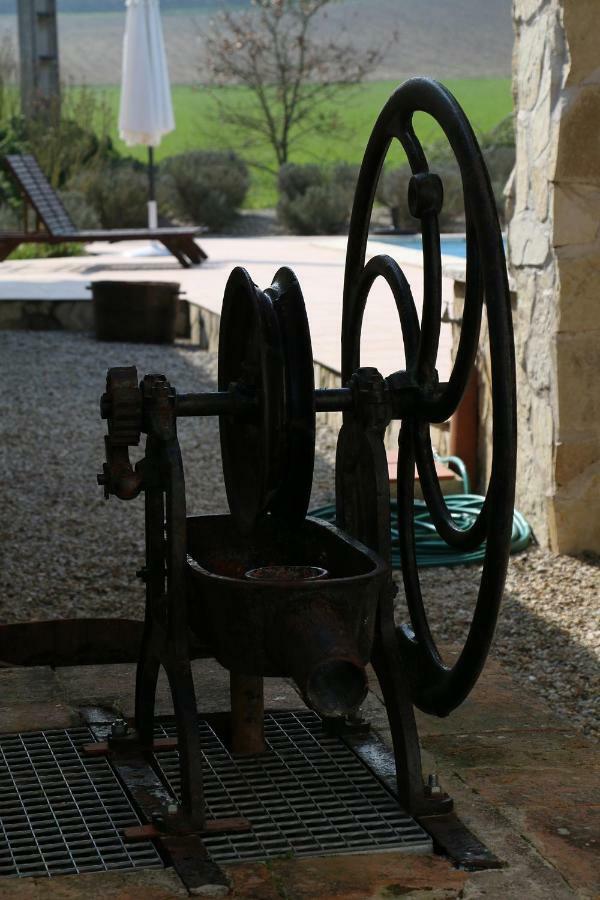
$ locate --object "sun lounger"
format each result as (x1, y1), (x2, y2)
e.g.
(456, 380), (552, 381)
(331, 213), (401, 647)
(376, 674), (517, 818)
(1, 154), (207, 267)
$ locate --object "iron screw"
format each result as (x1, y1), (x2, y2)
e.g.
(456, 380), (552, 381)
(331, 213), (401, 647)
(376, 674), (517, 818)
(110, 718), (129, 739)
(427, 773), (442, 795)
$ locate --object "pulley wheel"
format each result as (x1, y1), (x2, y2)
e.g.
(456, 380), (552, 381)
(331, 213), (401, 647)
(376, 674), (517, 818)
(218, 266), (315, 531)
(340, 77), (517, 717)
(267, 267), (315, 523)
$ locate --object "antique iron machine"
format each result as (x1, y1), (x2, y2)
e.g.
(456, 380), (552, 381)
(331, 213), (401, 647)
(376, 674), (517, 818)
(96, 74), (515, 862)
(0, 78), (516, 891)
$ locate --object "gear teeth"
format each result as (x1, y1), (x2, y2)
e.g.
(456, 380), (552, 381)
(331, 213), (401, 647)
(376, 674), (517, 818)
(104, 366), (143, 447)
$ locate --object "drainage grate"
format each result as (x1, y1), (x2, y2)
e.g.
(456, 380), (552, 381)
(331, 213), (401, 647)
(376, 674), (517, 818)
(155, 710), (432, 862)
(0, 712), (431, 879)
(0, 727), (161, 878)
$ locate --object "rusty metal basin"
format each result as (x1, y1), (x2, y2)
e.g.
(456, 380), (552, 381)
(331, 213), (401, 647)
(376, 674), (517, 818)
(186, 515), (388, 717)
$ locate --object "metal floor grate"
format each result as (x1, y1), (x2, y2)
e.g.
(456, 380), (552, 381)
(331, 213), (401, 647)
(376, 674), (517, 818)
(0, 727), (162, 879)
(0, 712), (431, 879)
(155, 710), (432, 862)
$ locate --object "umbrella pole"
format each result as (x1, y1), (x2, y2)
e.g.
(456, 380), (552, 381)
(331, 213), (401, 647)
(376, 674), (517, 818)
(148, 145), (157, 229)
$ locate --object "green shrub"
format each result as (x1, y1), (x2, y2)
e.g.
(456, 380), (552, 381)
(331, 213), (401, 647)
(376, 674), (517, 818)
(435, 166), (465, 231)
(68, 162), (148, 229)
(8, 242), (86, 260)
(479, 115), (515, 225)
(58, 189), (101, 229)
(159, 150), (249, 230)
(0, 202), (18, 230)
(375, 165), (415, 231)
(277, 163), (358, 235)
(277, 163), (322, 201)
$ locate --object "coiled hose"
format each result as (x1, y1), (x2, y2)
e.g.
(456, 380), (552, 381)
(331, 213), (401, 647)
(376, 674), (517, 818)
(310, 455), (532, 568)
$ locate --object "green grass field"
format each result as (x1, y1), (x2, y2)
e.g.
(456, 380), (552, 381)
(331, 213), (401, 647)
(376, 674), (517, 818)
(91, 77), (512, 208)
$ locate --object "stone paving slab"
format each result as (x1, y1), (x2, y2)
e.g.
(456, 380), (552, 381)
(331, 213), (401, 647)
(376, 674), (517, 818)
(0, 236), (455, 381)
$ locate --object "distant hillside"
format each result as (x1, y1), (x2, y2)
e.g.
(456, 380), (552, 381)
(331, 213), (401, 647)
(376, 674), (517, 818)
(0, 0), (244, 12)
(0, 0), (513, 84)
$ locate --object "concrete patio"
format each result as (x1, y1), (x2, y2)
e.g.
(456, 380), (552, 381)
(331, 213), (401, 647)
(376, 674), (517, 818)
(0, 235), (455, 384)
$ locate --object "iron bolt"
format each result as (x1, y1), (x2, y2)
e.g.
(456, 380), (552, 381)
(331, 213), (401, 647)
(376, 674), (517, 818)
(408, 172), (444, 218)
(110, 719), (129, 739)
(427, 773), (442, 795)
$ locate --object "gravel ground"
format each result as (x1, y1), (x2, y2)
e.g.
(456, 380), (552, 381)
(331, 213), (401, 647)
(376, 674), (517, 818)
(1, 331), (597, 740)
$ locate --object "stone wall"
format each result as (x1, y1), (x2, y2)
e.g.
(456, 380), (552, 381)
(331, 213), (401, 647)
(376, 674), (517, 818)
(508, 0), (600, 552)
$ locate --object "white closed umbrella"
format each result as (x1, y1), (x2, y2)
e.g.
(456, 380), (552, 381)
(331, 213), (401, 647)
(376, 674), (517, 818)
(119, 0), (175, 229)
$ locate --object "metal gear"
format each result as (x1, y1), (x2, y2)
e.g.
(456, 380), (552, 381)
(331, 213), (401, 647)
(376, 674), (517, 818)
(100, 366), (143, 447)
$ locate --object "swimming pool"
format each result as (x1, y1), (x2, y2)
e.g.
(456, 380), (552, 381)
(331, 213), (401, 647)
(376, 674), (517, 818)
(374, 234), (507, 260)
(375, 234), (468, 258)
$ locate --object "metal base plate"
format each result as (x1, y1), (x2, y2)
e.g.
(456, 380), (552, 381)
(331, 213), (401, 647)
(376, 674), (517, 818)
(0, 711), (431, 880)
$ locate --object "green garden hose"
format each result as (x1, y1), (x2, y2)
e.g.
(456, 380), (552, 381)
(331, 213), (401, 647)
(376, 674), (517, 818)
(310, 456), (532, 568)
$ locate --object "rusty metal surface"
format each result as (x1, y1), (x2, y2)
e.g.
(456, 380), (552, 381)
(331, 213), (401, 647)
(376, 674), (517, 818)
(88, 77), (514, 855)
(230, 674), (266, 755)
(0, 619), (209, 668)
(0, 619), (144, 667)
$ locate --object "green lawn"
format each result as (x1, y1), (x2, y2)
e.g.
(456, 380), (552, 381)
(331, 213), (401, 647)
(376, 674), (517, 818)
(91, 77), (512, 208)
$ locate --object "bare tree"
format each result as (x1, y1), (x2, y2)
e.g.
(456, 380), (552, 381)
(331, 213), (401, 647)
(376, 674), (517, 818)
(202, 0), (384, 170)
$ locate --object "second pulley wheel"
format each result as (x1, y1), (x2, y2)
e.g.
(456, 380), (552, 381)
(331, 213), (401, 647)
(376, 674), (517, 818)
(218, 266), (315, 531)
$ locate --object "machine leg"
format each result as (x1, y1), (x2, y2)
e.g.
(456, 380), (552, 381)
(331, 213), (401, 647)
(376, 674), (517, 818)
(371, 592), (452, 817)
(166, 659), (206, 828)
(230, 673), (266, 754)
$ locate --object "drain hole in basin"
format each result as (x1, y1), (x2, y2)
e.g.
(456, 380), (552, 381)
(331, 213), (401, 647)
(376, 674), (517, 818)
(307, 658), (367, 717)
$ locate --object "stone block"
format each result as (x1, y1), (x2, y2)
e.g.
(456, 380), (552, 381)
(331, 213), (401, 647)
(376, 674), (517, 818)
(56, 658), (302, 719)
(515, 14), (549, 111)
(555, 86), (600, 183)
(564, 0), (600, 86)
(514, 0), (550, 26)
(0, 666), (60, 704)
(469, 765), (600, 897)
(421, 728), (597, 772)
(0, 301), (25, 329)
(0, 701), (77, 733)
(556, 252), (600, 332)
(531, 92), (555, 166)
(513, 123), (532, 214)
(556, 331), (600, 431)
(54, 301), (94, 332)
(508, 213), (551, 267)
(0, 868), (188, 899)
(549, 465), (600, 553)
(554, 437), (600, 488)
(222, 862), (281, 899)
(268, 852), (466, 900)
(553, 183), (600, 247)
(531, 165), (549, 220)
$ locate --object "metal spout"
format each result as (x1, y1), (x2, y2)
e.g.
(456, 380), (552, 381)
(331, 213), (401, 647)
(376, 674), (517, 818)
(282, 602), (368, 718)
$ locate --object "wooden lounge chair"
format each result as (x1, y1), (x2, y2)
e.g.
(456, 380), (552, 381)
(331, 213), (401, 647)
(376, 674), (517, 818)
(0, 154), (207, 267)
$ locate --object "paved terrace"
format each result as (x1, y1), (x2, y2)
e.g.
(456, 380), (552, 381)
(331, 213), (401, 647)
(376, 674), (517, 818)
(0, 236), (455, 382)
(0, 655), (597, 899)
